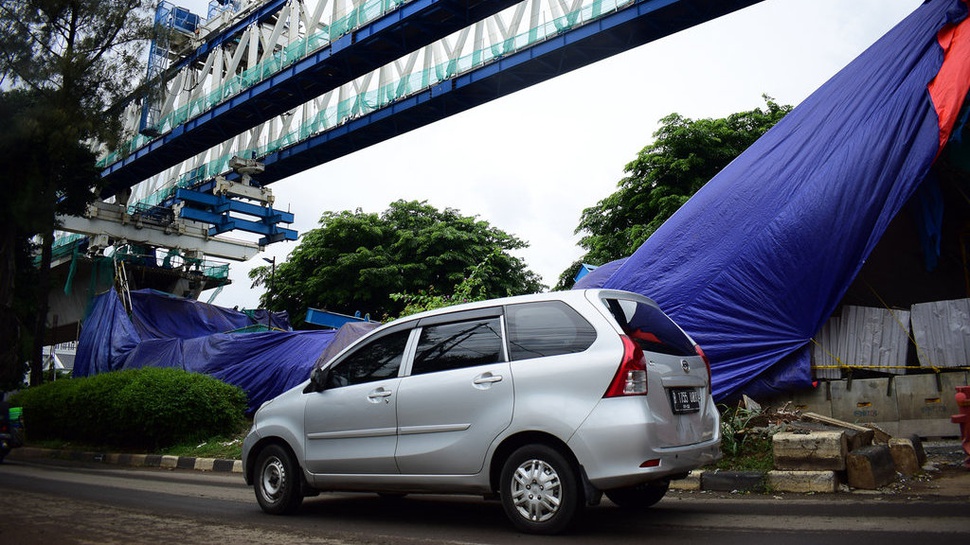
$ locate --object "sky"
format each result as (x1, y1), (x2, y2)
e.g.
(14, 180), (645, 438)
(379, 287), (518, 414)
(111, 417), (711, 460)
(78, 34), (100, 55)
(194, 0), (925, 311)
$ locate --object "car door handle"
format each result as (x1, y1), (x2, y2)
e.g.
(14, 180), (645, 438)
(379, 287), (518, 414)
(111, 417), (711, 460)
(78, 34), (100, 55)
(473, 373), (503, 385)
(367, 388), (393, 402)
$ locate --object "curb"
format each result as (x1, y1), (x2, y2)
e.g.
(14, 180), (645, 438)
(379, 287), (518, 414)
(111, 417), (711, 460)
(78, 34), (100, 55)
(10, 447), (826, 492)
(9, 447), (798, 493)
(670, 469), (840, 494)
(8, 447), (243, 474)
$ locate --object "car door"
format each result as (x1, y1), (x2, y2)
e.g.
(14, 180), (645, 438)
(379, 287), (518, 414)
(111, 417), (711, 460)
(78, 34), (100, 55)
(394, 310), (513, 475)
(303, 328), (412, 475)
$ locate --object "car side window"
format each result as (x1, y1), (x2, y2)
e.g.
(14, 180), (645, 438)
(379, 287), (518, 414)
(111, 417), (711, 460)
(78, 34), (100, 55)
(326, 329), (410, 388)
(506, 301), (597, 360)
(411, 317), (503, 375)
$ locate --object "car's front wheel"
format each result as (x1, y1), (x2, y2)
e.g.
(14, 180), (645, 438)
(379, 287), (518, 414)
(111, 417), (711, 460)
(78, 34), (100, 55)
(604, 480), (670, 509)
(254, 444), (304, 515)
(499, 444), (583, 534)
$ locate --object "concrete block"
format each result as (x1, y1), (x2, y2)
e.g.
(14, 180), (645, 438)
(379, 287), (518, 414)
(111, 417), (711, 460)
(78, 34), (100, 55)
(895, 372), (967, 438)
(888, 437), (921, 476)
(773, 430), (847, 471)
(669, 470), (701, 491)
(767, 470), (839, 493)
(701, 471), (766, 493)
(844, 428), (874, 451)
(897, 418), (961, 439)
(846, 444), (896, 489)
(791, 384), (834, 416)
(910, 433), (927, 465)
(160, 455), (179, 469)
(195, 458), (216, 472)
(896, 374), (956, 420)
(830, 378), (899, 425)
(128, 454), (148, 467)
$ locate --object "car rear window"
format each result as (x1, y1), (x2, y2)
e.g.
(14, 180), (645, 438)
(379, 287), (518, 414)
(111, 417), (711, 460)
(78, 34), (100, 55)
(603, 297), (695, 357)
(505, 301), (596, 360)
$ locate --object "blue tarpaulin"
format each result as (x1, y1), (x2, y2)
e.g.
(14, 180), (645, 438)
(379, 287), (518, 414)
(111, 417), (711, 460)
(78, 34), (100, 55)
(581, 0), (970, 402)
(74, 289), (337, 412)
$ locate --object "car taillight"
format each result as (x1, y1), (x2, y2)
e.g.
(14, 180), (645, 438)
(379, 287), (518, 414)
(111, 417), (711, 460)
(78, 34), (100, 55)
(695, 344), (712, 390)
(604, 335), (647, 397)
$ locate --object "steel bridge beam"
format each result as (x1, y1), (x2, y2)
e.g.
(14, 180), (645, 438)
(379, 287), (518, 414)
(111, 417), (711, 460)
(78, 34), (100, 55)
(57, 202), (260, 261)
(235, 0), (764, 184)
(99, 0), (522, 198)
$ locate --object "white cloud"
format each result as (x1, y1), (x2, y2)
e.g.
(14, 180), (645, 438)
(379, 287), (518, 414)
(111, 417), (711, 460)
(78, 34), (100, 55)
(202, 0), (924, 310)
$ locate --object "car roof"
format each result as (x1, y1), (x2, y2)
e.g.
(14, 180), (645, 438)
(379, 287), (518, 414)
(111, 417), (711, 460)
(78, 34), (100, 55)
(385, 288), (655, 327)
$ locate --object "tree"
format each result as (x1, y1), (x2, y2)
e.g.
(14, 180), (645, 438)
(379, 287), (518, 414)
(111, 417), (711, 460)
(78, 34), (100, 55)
(0, 0), (151, 387)
(565, 96), (791, 289)
(250, 200), (546, 323)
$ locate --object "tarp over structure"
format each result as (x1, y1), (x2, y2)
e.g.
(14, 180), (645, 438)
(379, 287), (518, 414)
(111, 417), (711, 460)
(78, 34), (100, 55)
(579, 0), (970, 403)
(73, 289), (337, 412)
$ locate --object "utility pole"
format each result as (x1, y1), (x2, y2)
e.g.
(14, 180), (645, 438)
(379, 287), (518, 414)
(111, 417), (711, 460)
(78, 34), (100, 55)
(263, 256), (276, 330)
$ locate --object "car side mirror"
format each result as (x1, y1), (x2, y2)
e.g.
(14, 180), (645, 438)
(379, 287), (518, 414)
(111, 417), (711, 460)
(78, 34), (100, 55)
(304, 366), (331, 393)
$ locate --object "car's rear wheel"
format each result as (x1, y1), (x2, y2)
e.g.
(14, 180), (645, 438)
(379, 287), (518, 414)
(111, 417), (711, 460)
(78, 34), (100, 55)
(604, 480), (670, 509)
(499, 444), (583, 534)
(254, 444), (303, 515)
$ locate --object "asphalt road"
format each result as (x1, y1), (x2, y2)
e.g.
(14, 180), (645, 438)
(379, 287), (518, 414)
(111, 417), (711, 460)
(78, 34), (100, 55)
(0, 458), (967, 544)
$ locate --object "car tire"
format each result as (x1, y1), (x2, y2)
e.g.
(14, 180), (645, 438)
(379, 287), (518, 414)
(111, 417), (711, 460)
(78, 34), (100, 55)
(604, 480), (670, 509)
(499, 444), (583, 534)
(254, 444), (304, 515)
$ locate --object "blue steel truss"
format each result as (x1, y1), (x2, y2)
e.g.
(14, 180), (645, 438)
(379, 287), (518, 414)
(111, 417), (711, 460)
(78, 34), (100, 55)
(100, 0), (524, 198)
(246, 0), (765, 185)
(97, 0), (762, 249)
(101, 0), (763, 196)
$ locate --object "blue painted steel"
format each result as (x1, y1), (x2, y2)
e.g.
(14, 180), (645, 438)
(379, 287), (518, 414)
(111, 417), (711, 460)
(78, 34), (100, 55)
(177, 203), (298, 245)
(174, 188), (296, 223)
(305, 308), (374, 328)
(250, 0), (764, 185)
(100, 0), (523, 197)
(101, 0), (762, 242)
(167, 0), (288, 76)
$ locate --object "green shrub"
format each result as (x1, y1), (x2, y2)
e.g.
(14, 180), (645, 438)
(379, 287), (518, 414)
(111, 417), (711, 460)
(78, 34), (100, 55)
(10, 368), (248, 451)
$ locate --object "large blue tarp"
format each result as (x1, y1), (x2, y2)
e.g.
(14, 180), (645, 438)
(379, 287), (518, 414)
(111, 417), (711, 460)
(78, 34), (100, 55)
(582, 0), (970, 402)
(74, 289), (337, 412)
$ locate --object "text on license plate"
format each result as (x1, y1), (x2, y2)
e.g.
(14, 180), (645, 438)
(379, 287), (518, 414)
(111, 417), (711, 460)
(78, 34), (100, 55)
(669, 388), (701, 414)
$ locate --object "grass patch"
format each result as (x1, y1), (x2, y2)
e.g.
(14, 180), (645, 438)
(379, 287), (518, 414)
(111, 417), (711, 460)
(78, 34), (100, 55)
(25, 420), (250, 460)
(710, 434), (774, 471)
(159, 434), (245, 460)
(708, 403), (778, 472)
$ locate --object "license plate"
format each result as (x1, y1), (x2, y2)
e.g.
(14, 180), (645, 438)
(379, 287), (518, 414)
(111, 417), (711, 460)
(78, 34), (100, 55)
(669, 388), (701, 414)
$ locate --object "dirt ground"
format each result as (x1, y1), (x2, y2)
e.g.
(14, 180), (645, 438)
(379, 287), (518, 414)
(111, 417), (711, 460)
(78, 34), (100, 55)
(878, 443), (970, 498)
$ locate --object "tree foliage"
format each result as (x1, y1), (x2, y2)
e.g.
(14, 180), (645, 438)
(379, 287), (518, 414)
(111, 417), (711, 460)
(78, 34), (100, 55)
(250, 200), (546, 323)
(569, 96), (791, 284)
(0, 0), (151, 388)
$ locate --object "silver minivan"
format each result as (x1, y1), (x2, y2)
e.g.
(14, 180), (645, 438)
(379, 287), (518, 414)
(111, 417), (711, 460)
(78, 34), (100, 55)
(242, 289), (720, 534)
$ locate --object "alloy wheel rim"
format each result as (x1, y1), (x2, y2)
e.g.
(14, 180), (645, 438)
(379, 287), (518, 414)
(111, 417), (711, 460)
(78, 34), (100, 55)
(509, 458), (562, 522)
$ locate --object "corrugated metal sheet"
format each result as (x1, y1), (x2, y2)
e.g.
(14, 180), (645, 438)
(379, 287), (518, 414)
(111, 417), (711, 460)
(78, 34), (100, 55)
(839, 305), (911, 375)
(811, 316), (842, 380)
(910, 298), (970, 369)
(812, 306), (911, 378)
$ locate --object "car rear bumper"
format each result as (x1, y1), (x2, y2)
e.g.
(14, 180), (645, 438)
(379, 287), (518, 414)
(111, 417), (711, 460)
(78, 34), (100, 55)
(567, 396), (721, 490)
